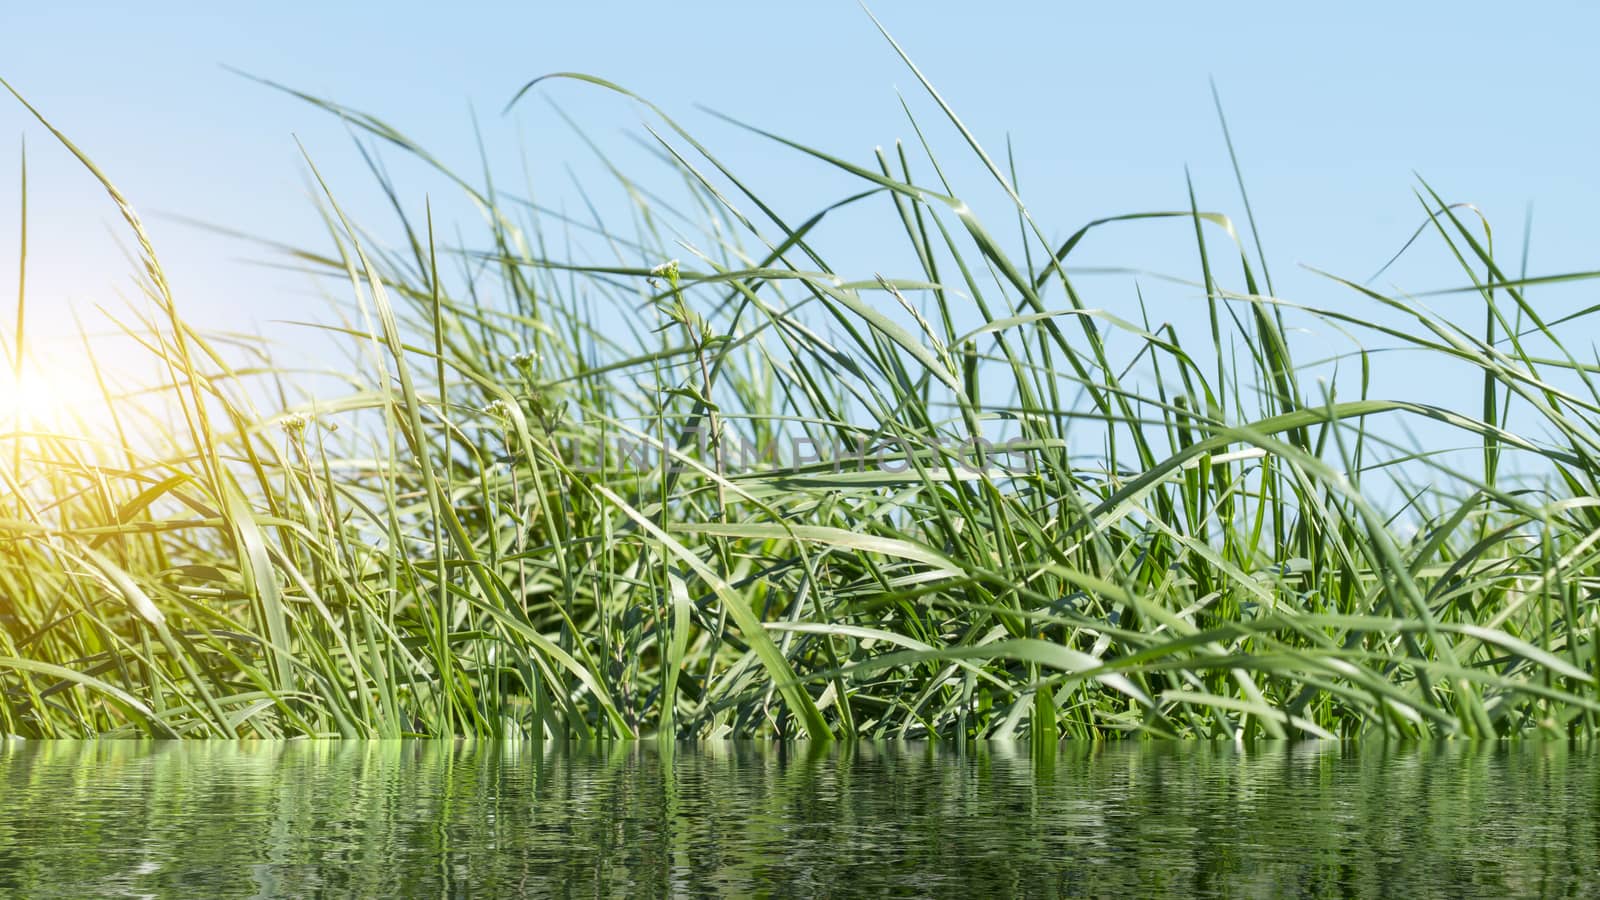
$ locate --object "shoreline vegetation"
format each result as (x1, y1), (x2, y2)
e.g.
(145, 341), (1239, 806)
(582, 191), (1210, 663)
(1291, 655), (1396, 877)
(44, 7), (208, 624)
(3, 42), (1599, 742)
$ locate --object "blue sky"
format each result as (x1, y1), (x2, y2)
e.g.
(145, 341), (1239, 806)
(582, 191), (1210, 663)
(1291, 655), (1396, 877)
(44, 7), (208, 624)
(1, 2), (1597, 428)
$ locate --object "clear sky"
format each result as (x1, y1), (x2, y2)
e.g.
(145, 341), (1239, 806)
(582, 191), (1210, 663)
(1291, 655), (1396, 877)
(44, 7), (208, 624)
(1, 1), (1597, 424)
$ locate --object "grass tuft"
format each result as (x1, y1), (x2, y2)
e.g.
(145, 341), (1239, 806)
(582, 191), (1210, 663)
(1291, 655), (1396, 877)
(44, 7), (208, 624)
(3, 47), (1600, 741)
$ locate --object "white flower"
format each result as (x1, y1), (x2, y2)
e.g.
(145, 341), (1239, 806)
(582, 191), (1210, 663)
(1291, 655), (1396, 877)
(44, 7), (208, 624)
(649, 259), (681, 277)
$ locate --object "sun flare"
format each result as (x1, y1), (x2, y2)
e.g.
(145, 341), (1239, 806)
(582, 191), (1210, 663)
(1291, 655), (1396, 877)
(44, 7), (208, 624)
(0, 361), (105, 437)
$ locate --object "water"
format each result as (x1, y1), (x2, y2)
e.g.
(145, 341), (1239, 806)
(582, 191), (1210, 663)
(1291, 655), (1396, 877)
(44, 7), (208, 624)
(0, 740), (1595, 898)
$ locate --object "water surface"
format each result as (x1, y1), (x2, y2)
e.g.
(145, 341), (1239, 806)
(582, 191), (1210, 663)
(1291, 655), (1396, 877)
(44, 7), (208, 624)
(1, 740), (1594, 897)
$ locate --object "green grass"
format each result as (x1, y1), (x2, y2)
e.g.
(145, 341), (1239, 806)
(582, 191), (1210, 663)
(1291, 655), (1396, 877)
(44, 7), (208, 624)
(3, 37), (1600, 741)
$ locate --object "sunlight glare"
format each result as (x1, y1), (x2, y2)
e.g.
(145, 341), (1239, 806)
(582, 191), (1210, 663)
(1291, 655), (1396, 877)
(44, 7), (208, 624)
(0, 361), (102, 438)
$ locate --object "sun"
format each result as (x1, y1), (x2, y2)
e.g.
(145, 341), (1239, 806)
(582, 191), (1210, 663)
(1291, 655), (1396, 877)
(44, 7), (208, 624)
(0, 361), (101, 438)
(2, 366), (59, 435)
(1, 335), (186, 458)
